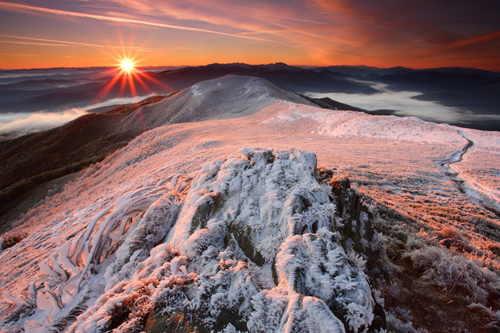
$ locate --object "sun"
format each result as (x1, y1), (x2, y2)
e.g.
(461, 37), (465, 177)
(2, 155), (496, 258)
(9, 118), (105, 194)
(93, 52), (168, 104)
(121, 60), (134, 72)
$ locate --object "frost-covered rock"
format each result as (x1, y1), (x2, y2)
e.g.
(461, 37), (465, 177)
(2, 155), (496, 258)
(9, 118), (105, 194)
(162, 148), (378, 332)
(0, 149), (384, 332)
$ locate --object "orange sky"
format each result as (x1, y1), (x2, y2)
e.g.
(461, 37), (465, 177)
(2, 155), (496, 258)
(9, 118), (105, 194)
(1, 0), (499, 70)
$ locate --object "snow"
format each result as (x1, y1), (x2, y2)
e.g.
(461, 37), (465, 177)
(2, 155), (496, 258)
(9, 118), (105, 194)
(263, 105), (466, 144)
(0, 75), (499, 332)
(448, 127), (500, 208)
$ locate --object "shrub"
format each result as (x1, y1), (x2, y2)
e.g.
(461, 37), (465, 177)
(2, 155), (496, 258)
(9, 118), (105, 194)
(405, 245), (498, 305)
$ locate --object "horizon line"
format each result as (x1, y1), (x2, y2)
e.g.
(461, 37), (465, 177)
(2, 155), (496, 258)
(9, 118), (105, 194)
(1, 62), (500, 72)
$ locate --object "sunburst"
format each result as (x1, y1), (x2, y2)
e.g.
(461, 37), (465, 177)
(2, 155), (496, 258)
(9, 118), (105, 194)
(90, 32), (171, 104)
(121, 59), (134, 72)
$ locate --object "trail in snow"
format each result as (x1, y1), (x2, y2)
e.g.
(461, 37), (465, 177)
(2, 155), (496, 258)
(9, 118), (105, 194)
(441, 130), (500, 218)
(440, 131), (474, 184)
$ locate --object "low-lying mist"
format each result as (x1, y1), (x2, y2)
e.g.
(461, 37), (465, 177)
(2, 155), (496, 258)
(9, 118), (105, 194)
(0, 109), (88, 138)
(83, 94), (156, 112)
(306, 82), (500, 126)
(0, 94), (156, 139)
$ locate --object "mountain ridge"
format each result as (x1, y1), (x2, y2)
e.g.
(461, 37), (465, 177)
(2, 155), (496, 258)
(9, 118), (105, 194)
(1, 86), (499, 331)
(2, 63), (499, 132)
(0, 76), (315, 232)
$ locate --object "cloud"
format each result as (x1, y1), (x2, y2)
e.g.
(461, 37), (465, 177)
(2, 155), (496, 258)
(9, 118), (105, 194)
(83, 94), (156, 111)
(0, 53), (35, 56)
(0, 1), (281, 44)
(305, 81), (499, 124)
(0, 109), (87, 138)
(0, 93), (159, 139)
(102, 0), (330, 43)
(0, 40), (70, 46)
(444, 30), (500, 50)
(122, 0), (500, 68)
(0, 34), (153, 50)
(1, 0), (499, 69)
(309, 0), (500, 67)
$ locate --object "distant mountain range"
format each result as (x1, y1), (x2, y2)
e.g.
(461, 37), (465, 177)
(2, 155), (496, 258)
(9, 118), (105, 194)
(0, 63), (377, 113)
(1, 62), (499, 131)
(313, 65), (500, 78)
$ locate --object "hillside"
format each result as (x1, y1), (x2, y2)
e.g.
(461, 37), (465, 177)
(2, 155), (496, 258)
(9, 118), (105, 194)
(0, 76), (314, 232)
(1, 76), (500, 332)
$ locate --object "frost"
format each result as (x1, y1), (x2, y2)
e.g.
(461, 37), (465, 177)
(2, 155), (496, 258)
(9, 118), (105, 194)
(404, 246), (498, 304)
(1, 76), (499, 331)
(0, 148), (379, 332)
(0, 176), (188, 332)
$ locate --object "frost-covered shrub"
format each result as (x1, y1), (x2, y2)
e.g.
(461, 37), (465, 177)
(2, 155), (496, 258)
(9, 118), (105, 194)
(247, 287), (288, 332)
(434, 226), (474, 253)
(405, 245), (498, 304)
(276, 231), (375, 331)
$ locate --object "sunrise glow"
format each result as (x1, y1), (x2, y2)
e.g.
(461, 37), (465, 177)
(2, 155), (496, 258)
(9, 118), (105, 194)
(0, 1), (499, 70)
(89, 53), (169, 105)
(1, 0), (500, 331)
(121, 60), (134, 72)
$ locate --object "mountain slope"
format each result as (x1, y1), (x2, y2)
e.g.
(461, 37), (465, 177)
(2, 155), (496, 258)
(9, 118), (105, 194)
(0, 76), (314, 231)
(117, 74), (315, 133)
(0, 78), (499, 332)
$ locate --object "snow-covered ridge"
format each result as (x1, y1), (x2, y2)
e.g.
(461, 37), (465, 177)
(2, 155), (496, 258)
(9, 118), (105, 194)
(1, 149), (382, 332)
(1, 75), (499, 331)
(117, 75), (315, 131)
(262, 104), (467, 144)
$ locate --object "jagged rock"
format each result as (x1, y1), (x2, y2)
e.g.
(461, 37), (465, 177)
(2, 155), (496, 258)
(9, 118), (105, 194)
(0, 148), (386, 332)
(159, 148), (384, 332)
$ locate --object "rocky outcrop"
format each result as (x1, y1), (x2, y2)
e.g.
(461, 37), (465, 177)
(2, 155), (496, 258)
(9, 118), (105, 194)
(144, 148), (386, 333)
(0, 149), (388, 332)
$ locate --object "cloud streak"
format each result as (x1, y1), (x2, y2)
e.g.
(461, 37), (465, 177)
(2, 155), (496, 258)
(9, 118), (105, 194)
(105, 0), (327, 43)
(0, 34), (153, 50)
(0, 53), (35, 56)
(0, 40), (70, 46)
(0, 1), (282, 44)
(445, 30), (500, 50)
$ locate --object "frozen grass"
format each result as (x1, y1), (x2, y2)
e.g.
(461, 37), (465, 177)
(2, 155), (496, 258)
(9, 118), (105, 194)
(0, 77), (499, 331)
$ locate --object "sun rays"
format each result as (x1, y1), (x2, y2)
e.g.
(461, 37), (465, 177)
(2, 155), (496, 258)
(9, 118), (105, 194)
(91, 32), (171, 105)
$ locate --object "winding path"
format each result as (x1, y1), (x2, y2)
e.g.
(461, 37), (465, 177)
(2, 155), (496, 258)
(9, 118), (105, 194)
(441, 131), (500, 218)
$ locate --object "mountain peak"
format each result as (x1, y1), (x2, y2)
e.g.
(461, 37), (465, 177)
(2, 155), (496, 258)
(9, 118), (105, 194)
(123, 75), (315, 129)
